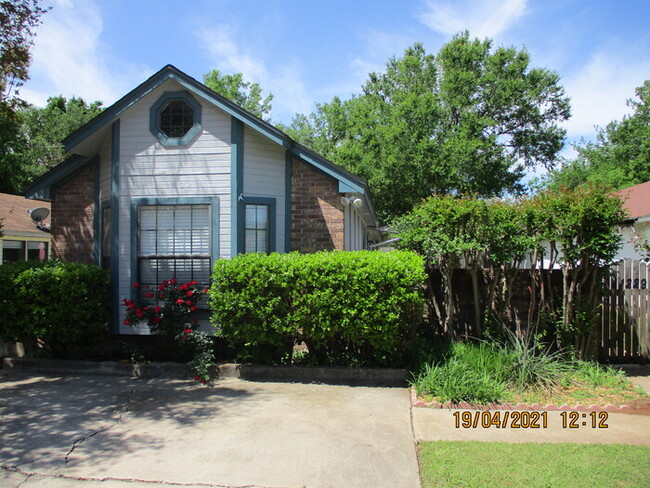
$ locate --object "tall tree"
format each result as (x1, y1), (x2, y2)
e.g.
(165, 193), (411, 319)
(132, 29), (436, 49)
(0, 0), (49, 194)
(203, 69), (273, 121)
(18, 95), (104, 180)
(285, 33), (571, 220)
(0, 0), (49, 104)
(545, 80), (650, 190)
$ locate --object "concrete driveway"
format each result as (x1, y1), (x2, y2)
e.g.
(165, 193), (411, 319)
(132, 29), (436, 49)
(0, 373), (421, 488)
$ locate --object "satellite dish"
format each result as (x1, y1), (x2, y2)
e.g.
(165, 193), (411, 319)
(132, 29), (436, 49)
(29, 207), (50, 224)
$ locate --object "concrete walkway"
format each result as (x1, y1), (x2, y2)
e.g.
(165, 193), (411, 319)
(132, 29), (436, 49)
(2, 365), (649, 488)
(0, 374), (420, 488)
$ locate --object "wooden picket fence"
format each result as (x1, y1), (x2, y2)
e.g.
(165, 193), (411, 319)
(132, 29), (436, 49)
(600, 259), (650, 362)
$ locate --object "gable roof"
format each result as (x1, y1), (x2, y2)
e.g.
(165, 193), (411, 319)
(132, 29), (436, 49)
(25, 65), (375, 222)
(614, 181), (650, 220)
(0, 193), (51, 238)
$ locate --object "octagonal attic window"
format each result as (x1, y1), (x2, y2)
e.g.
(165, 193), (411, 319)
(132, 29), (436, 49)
(150, 91), (202, 147)
(160, 100), (194, 138)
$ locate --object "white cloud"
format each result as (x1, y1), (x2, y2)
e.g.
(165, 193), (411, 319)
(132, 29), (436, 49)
(196, 25), (312, 121)
(418, 0), (527, 39)
(21, 0), (150, 107)
(563, 53), (650, 140)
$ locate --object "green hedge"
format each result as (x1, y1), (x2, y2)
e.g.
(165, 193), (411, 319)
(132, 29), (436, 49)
(210, 250), (426, 366)
(0, 260), (110, 357)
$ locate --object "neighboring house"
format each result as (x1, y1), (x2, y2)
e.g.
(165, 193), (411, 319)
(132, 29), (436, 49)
(24, 65), (380, 333)
(614, 181), (650, 261)
(0, 193), (51, 265)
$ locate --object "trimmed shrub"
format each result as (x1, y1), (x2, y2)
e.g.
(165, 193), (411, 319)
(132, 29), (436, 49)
(210, 250), (426, 366)
(0, 260), (110, 357)
(0, 260), (44, 340)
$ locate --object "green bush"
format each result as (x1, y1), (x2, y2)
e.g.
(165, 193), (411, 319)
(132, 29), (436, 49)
(0, 260), (44, 340)
(210, 250), (426, 366)
(0, 260), (110, 357)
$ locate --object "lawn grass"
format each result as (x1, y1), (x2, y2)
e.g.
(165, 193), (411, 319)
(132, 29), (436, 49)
(418, 441), (650, 488)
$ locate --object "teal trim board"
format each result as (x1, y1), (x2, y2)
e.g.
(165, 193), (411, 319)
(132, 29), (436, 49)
(231, 118), (244, 257)
(91, 157), (100, 265)
(110, 120), (120, 333)
(284, 151), (292, 252)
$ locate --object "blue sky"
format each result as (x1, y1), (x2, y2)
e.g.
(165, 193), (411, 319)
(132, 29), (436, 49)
(20, 0), (650, 150)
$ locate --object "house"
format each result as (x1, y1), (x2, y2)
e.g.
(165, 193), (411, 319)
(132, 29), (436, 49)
(0, 193), (51, 264)
(614, 180), (650, 261)
(24, 65), (380, 333)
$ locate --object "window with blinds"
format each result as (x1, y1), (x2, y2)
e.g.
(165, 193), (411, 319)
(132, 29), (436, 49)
(138, 204), (211, 287)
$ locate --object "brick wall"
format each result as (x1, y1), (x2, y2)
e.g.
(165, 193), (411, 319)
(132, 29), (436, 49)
(51, 165), (95, 263)
(291, 158), (344, 253)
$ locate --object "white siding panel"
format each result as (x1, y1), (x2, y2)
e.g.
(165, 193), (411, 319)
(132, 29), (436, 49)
(344, 206), (367, 251)
(115, 80), (234, 334)
(243, 126), (286, 251)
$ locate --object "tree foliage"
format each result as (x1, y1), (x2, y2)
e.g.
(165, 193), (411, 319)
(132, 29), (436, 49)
(0, 96), (103, 194)
(0, 0), (49, 104)
(19, 96), (104, 178)
(0, 0), (49, 194)
(397, 185), (626, 359)
(203, 68), (273, 121)
(284, 33), (571, 220)
(546, 80), (650, 190)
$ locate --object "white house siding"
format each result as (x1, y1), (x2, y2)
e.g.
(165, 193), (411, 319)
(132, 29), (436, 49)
(344, 205), (366, 251)
(116, 80), (232, 334)
(242, 126), (286, 252)
(618, 219), (650, 260)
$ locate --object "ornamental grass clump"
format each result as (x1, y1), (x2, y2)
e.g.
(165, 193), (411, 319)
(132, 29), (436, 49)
(122, 279), (215, 384)
(412, 341), (511, 404)
(502, 329), (570, 390)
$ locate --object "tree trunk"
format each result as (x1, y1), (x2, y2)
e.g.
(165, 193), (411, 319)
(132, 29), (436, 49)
(469, 266), (482, 338)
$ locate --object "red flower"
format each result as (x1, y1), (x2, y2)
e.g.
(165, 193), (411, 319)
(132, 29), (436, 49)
(194, 376), (200, 381)
(201, 379), (207, 384)
(143, 306), (149, 311)
(154, 306), (162, 313)
(185, 290), (194, 297)
(184, 328), (192, 334)
(190, 306), (197, 312)
(145, 292), (154, 298)
(189, 280), (198, 286)
(132, 282), (140, 288)
(176, 298), (185, 305)
(203, 288), (209, 294)
(158, 284), (165, 291)
(170, 278), (177, 285)
(123, 319), (131, 325)
(185, 300), (192, 306)
(153, 316), (162, 324)
(179, 283), (188, 291)
(128, 303), (136, 310)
